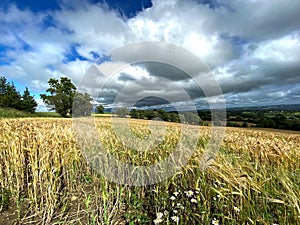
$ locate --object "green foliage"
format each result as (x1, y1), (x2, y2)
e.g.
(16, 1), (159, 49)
(181, 112), (202, 125)
(124, 192), (150, 224)
(40, 77), (77, 117)
(72, 92), (93, 117)
(116, 107), (129, 117)
(241, 121), (248, 127)
(130, 109), (202, 125)
(257, 118), (277, 128)
(0, 189), (11, 210)
(0, 107), (62, 118)
(130, 109), (139, 118)
(41, 77), (93, 117)
(0, 108), (32, 118)
(96, 105), (104, 114)
(130, 108), (300, 130)
(0, 76), (37, 113)
(169, 112), (180, 122)
(20, 87), (37, 113)
(223, 109), (300, 131)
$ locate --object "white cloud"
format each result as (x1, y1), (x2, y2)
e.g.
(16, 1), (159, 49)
(127, 0), (235, 67)
(54, 1), (128, 57)
(248, 32), (300, 63)
(0, 0), (300, 110)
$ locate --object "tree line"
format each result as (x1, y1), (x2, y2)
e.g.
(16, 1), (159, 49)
(0, 77), (37, 113)
(0, 76), (93, 117)
(2, 75), (300, 131)
(129, 109), (202, 125)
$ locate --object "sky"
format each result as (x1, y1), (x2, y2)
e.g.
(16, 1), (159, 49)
(0, 0), (300, 111)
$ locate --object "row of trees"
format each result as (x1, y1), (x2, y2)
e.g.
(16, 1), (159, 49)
(38, 77), (204, 123)
(0, 76), (93, 117)
(130, 109), (202, 125)
(0, 76), (204, 121)
(0, 77), (37, 113)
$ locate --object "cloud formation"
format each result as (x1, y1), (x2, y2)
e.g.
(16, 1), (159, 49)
(0, 0), (300, 111)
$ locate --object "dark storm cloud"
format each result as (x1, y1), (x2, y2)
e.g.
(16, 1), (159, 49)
(133, 96), (170, 107)
(137, 62), (191, 81)
(215, 0), (300, 41)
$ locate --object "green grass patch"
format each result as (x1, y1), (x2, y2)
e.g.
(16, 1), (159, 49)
(0, 107), (61, 118)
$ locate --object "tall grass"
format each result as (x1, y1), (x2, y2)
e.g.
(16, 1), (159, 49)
(0, 118), (299, 224)
(0, 107), (61, 118)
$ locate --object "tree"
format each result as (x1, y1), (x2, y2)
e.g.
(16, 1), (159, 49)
(130, 109), (138, 118)
(241, 122), (248, 127)
(0, 77), (21, 109)
(96, 105), (104, 114)
(72, 92), (93, 117)
(20, 87), (37, 113)
(0, 76), (37, 112)
(169, 112), (180, 122)
(257, 118), (276, 128)
(0, 77), (7, 95)
(40, 77), (77, 117)
(157, 109), (169, 121)
(145, 110), (155, 119)
(116, 107), (129, 117)
(181, 112), (202, 125)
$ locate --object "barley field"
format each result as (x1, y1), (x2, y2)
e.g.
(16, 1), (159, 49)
(0, 118), (299, 225)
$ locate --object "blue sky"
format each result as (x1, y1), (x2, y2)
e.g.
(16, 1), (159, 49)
(0, 0), (300, 111)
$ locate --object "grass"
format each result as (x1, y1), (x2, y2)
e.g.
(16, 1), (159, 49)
(0, 117), (299, 224)
(0, 107), (61, 118)
(92, 113), (113, 117)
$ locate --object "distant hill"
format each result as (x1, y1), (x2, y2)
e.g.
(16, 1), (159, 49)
(224, 104), (300, 112)
(102, 104), (300, 113)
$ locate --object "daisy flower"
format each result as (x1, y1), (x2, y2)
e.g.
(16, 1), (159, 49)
(153, 218), (163, 224)
(234, 206), (240, 213)
(212, 218), (219, 225)
(156, 212), (163, 219)
(171, 215), (180, 223)
(184, 190), (194, 197)
(173, 191), (179, 196)
(191, 198), (198, 203)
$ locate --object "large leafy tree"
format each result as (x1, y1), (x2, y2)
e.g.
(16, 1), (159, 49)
(72, 92), (93, 117)
(40, 77), (77, 117)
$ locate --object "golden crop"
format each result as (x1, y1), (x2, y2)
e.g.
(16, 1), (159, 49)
(0, 118), (299, 224)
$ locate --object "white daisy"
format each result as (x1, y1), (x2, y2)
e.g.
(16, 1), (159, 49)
(191, 198), (198, 203)
(234, 206), (240, 213)
(184, 190), (194, 197)
(212, 218), (219, 225)
(171, 215), (179, 223)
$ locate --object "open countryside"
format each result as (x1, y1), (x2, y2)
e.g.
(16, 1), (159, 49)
(1, 0), (300, 224)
